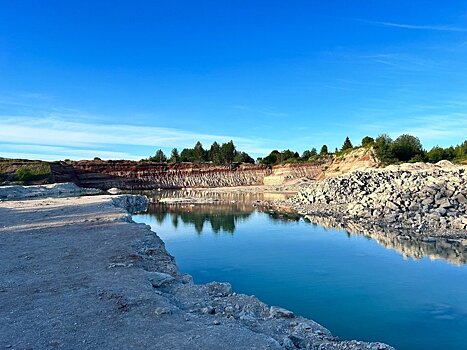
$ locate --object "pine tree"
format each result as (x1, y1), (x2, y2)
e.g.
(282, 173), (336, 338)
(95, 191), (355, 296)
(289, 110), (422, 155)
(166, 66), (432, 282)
(220, 141), (236, 164)
(209, 142), (222, 164)
(169, 148), (179, 163)
(152, 149), (167, 162)
(320, 145), (328, 155)
(193, 141), (205, 163)
(341, 137), (353, 151)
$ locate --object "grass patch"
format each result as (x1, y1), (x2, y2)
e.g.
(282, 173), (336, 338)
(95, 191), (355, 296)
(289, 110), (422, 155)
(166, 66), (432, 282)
(14, 163), (51, 182)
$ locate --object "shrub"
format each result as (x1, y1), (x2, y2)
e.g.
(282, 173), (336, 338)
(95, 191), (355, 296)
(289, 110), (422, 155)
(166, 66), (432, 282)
(361, 136), (375, 147)
(14, 163), (51, 183)
(408, 154), (426, 163)
(374, 134), (396, 164)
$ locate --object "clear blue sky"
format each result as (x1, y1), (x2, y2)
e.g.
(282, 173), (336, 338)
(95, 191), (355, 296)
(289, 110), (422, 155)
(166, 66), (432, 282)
(1, 1), (466, 160)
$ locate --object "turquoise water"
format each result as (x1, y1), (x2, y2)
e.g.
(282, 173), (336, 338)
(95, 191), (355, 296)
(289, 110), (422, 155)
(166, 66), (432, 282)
(134, 203), (467, 350)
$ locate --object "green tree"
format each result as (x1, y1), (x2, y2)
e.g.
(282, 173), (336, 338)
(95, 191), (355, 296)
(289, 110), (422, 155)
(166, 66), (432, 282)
(319, 145), (328, 155)
(391, 134), (423, 162)
(454, 140), (467, 161)
(234, 151), (255, 164)
(169, 148), (179, 163)
(301, 150), (311, 160)
(260, 150), (280, 165)
(220, 141), (236, 164)
(193, 141), (206, 163)
(361, 136), (375, 147)
(374, 134), (395, 164)
(209, 141), (222, 164)
(341, 137), (353, 151)
(280, 149), (297, 162)
(180, 148), (194, 162)
(460, 140), (467, 154)
(151, 149), (167, 162)
(427, 146), (445, 163)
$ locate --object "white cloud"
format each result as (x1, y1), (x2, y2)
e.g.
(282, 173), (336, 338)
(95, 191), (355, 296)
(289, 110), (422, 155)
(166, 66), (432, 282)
(0, 144), (138, 161)
(0, 116), (272, 160)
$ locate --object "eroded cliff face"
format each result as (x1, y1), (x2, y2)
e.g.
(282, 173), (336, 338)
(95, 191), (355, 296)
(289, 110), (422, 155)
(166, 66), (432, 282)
(264, 163), (324, 185)
(46, 148), (379, 190)
(324, 147), (379, 177)
(50, 161), (273, 190)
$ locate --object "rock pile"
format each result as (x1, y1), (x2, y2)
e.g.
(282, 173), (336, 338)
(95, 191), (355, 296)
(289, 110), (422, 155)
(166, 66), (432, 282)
(289, 162), (467, 237)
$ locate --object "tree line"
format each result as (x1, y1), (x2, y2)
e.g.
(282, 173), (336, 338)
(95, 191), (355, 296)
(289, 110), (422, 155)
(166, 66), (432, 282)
(147, 140), (255, 165)
(146, 135), (467, 166)
(370, 134), (467, 165)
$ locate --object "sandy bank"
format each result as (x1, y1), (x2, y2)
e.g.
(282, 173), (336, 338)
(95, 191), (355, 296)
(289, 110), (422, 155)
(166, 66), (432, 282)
(0, 191), (392, 350)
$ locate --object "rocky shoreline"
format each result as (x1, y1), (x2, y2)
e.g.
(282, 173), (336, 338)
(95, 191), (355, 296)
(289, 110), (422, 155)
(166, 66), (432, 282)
(287, 161), (467, 240)
(0, 188), (393, 350)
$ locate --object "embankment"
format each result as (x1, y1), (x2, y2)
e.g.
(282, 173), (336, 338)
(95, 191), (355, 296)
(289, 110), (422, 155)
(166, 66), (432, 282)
(0, 188), (393, 350)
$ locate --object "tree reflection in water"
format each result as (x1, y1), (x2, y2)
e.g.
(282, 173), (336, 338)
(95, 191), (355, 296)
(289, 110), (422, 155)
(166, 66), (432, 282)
(146, 202), (301, 234)
(147, 203), (253, 234)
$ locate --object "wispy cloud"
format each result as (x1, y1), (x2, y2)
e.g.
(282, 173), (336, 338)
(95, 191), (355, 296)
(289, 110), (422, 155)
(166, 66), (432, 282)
(361, 53), (437, 71)
(398, 114), (467, 141)
(0, 115), (272, 160)
(0, 144), (137, 161)
(355, 105), (467, 147)
(232, 105), (288, 117)
(363, 20), (467, 32)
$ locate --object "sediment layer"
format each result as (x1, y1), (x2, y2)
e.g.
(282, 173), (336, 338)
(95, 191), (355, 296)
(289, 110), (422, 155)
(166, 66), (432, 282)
(51, 161), (273, 189)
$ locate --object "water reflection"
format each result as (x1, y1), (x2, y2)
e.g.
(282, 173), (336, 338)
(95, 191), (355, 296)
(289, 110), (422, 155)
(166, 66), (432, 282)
(134, 197), (467, 350)
(147, 203), (252, 234)
(146, 202), (302, 234)
(304, 214), (467, 266)
(137, 188), (292, 203)
(144, 200), (467, 265)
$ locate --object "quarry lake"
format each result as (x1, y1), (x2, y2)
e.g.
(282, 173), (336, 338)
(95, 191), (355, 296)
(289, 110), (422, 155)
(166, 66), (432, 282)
(133, 200), (467, 350)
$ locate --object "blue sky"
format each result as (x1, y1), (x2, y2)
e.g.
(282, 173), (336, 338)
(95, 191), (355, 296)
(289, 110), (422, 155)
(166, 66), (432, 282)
(1, 1), (467, 160)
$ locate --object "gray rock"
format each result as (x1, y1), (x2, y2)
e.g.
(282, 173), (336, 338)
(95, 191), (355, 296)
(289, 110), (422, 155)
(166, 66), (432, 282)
(148, 272), (176, 288)
(454, 193), (467, 204)
(270, 306), (295, 319)
(436, 199), (452, 209)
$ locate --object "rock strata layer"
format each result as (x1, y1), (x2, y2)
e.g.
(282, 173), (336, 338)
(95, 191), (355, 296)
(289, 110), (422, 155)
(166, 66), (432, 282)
(51, 161), (273, 189)
(289, 161), (467, 238)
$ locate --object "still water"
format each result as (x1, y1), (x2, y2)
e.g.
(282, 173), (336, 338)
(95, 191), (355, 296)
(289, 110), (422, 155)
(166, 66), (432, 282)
(134, 200), (467, 350)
